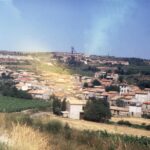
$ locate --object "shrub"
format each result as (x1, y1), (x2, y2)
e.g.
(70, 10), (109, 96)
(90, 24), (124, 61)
(83, 82), (88, 88)
(105, 85), (120, 92)
(145, 125), (150, 131)
(117, 120), (132, 126)
(45, 120), (63, 134)
(92, 79), (101, 86)
(32, 119), (44, 131)
(116, 99), (126, 107)
(16, 114), (33, 126)
(4, 114), (33, 128)
(63, 123), (72, 139)
(0, 143), (9, 150)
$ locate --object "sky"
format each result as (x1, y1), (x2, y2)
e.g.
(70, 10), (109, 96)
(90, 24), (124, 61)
(0, 0), (150, 59)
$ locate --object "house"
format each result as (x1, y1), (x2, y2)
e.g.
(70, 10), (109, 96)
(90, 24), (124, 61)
(16, 82), (32, 91)
(100, 79), (113, 86)
(101, 91), (119, 102)
(109, 95), (123, 106)
(82, 86), (105, 99)
(28, 89), (51, 100)
(129, 105), (142, 117)
(66, 97), (86, 119)
(106, 73), (119, 81)
(135, 91), (150, 103)
(110, 106), (129, 116)
(142, 101), (150, 116)
(120, 84), (130, 95)
(95, 71), (106, 78)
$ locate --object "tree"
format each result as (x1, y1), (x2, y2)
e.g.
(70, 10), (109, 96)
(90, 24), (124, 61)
(137, 80), (150, 90)
(84, 99), (111, 122)
(83, 82), (88, 88)
(105, 85), (120, 92)
(52, 96), (62, 115)
(118, 76), (124, 83)
(92, 79), (101, 86)
(61, 98), (67, 111)
(116, 99), (125, 107)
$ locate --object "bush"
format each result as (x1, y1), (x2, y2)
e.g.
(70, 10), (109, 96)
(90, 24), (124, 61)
(83, 82), (88, 88)
(137, 80), (150, 90)
(4, 114), (33, 128)
(142, 114), (150, 119)
(16, 114), (33, 126)
(145, 125), (150, 131)
(45, 120), (63, 134)
(92, 79), (101, 86)
(117, 120), (132, 126)
(105, 85), (120, 92)
(116, 99), (126, 107)
(32, 119), (44, 131)
(63, 123), (72, 139)
(0, 143), (9, 150)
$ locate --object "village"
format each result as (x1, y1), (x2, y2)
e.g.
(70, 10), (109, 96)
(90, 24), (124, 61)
(0, 51), (149, 121)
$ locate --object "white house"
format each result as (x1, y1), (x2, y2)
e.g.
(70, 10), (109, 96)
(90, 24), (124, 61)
(66, 97), (86, 119)
(142, 101), (150, 116)
(135, 91), (150, 103)
(129, 106), (142, 117)
(120, 84), (130, 95)
(28, 89), (51, 100)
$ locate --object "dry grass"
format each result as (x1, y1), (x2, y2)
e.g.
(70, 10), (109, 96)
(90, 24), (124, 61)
(111, 117), (150, 125)
(0, 113), (149, 150)
(38, 114), (150, 137)
(30, 55), (78, 96)
(8, 123), (50, 150)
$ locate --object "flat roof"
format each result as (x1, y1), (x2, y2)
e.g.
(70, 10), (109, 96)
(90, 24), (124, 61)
(67, 97), (86, 105)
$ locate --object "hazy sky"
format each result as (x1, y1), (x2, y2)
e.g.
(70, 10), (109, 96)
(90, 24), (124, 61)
(0, 0), (150, 58)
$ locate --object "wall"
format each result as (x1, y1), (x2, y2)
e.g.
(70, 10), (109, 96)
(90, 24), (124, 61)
(129, 106), (142, 117)
(67, 104), (83, 119)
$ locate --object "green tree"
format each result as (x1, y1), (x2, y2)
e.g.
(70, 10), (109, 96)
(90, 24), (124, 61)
(137, 80), (150, 90)
(92, 79), (101, 86)
(83, 82), (88, 88)
(118, 76), (124, 83)
(105, 85), (120, 92)
(52, 96), (61, 115)
(116, 99), (125, 107)
(84, 99), (111, 122)
(61, 98), (67, 111)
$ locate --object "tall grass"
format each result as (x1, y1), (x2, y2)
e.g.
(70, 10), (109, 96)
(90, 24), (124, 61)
(9, 124), (50, 150)
(1, 113), (150, 150)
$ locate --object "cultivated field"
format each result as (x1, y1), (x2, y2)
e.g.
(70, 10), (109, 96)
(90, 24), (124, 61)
(0, 96), (51, 112)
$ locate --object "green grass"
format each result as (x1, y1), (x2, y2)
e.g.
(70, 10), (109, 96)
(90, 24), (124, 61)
(0, 95), (51, 112)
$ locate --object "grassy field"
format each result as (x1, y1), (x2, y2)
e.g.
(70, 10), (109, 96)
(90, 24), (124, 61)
(32, 113), (150, 137)
(0, 113), (149, 150)
(111, 117), (150, 125)
(0, 96), (51, 112)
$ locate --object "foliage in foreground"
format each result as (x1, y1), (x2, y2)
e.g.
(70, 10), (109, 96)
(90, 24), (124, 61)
(2, 113), (150, 150)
